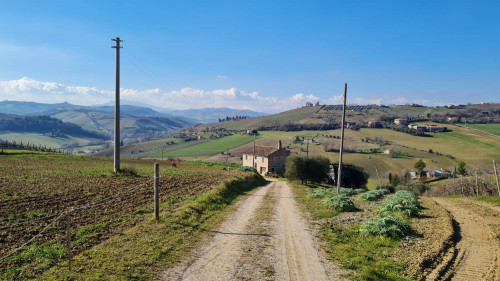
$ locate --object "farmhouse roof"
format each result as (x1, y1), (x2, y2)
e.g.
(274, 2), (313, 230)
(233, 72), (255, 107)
(242, 145), (278, 157)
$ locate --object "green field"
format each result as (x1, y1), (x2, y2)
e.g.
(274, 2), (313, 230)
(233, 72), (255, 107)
(162, 134), (255, 158)
(462, 123), (500, 136)
(0, 132), (109, 152)
(359, 126), (500, 165)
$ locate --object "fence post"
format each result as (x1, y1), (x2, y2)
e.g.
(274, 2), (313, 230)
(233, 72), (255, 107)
(66, 210), (72, 271)
(494, 160), (500, 196)
(475, 171), (479, 196)
(154, 163), (159, 221)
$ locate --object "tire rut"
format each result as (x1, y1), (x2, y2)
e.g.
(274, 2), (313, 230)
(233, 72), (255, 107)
(431, 198), (500, 281)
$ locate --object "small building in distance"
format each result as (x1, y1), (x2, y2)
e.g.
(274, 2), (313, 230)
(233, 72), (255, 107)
(394, 118), (408, 125)
(242, 140), (290, 175)
(383, 148), (394, 155)
(304, 137), (314, 144)
(408, 124), (426, 131)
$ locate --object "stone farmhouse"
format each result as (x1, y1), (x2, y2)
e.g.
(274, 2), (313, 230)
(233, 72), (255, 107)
(242, 140), (290, 175)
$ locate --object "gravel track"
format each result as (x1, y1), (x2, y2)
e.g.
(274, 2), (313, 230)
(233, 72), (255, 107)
(163, 179), (342, 281)
(431, 198), (500, 281)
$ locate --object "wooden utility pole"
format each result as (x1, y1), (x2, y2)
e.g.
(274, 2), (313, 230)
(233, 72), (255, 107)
(112, 37), (123, 173)
(494, 160), (500, 196)
(337, 83), (347, 194)
(154, 163), (159, 221)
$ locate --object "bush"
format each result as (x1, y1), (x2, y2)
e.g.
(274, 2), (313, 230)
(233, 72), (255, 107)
(353, 188), (368, 194)
(285, 155), (330, 183)
(376, 184), (394, 193)
(339, 187), (356, 196)
(360, 215), (411, 239)
(395, 183), (429, 195)
(307, 187), (336, 198)
(360, 189), (389, 201)
(377, 190), (421, 217)
(320, 195), (357, 212)
(329, 163), (369, 188)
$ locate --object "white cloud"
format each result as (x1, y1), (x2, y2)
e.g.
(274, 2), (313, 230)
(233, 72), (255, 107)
(0, 77), (324, 113)
(217, 75), (228, 79)
(0, 77), (439, 114)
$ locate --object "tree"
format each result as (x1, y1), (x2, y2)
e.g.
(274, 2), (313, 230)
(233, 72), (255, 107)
(285, 155), (330, 184)
(330, 163), (369, 188)
(414, 159), (426, 177)
(457, 161), (467, 176)
(390, 174), (401, 186)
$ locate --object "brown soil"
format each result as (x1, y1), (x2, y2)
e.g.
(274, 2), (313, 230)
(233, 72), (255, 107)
(424, 197), (500, 281)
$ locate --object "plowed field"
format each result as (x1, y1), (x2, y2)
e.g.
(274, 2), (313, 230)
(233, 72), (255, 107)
(0, 151), (246, 279)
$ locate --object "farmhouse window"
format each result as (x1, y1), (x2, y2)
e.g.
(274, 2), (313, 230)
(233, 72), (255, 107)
(262, 157), (265, 163)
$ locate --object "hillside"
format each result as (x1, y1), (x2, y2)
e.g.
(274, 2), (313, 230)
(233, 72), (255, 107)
(197, 103), (500, 131)
(0, 101), (193, 150)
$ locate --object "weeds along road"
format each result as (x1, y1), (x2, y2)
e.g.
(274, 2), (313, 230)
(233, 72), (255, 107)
(429, 198), (500, 281)
(163, 179), (343, 281)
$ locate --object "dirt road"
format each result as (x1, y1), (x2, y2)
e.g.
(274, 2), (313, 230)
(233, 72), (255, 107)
(163, 179), (342, 281)
(430, 198), (500, 281)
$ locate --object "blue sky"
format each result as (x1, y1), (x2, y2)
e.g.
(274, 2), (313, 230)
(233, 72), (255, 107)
(0, 0), (499, 112)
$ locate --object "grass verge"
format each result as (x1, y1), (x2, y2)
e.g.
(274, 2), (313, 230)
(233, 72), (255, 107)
(41, 173), (266, 280)
(289, 180), (410, 281)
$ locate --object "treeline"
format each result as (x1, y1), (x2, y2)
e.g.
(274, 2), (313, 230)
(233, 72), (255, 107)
(0, 114), (108, 139)
(218, 116), (248, 122)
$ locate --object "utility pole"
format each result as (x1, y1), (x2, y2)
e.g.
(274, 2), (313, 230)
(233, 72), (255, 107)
(112, 37), (123, 173)
(337, 83), (347, 194)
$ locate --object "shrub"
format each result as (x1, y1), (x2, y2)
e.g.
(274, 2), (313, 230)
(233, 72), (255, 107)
(329, 163), (369, 188)
(285, 155), (330, 183)
(376, 184), (395, 193)
(395, 183), (429, 195)
(353, 188), (368, 194)
(360, 215), (411, 239)
(320, 195), (357, 212)
(307, 187), (336, 198)
(377, 190), (421, 217)
(339, 187), (356, 196)
(360, 189), (389, 201)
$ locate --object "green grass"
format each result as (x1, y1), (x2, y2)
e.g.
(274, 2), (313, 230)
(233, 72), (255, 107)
(474, 196), (500, 205)
(323, 224), (409, 281)
(291, 181), (411, 281)
(462, 123), (500, 136)
(0, 132), (109, 152)
(360, 126), (500, 166)
(162, 134), (255, 158)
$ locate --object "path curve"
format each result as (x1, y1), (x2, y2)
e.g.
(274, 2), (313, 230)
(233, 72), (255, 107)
(431, 198), (500, 281)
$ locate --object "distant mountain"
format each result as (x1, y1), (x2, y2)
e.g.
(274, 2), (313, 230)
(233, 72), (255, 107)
(0, 100), (193, 141)
(94, 100), (268, 123)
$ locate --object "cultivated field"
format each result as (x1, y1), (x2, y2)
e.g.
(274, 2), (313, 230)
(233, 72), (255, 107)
(0, 150), (257, 279)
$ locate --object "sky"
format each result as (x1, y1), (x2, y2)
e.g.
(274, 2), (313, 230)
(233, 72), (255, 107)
(0, 0), (499, 113)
